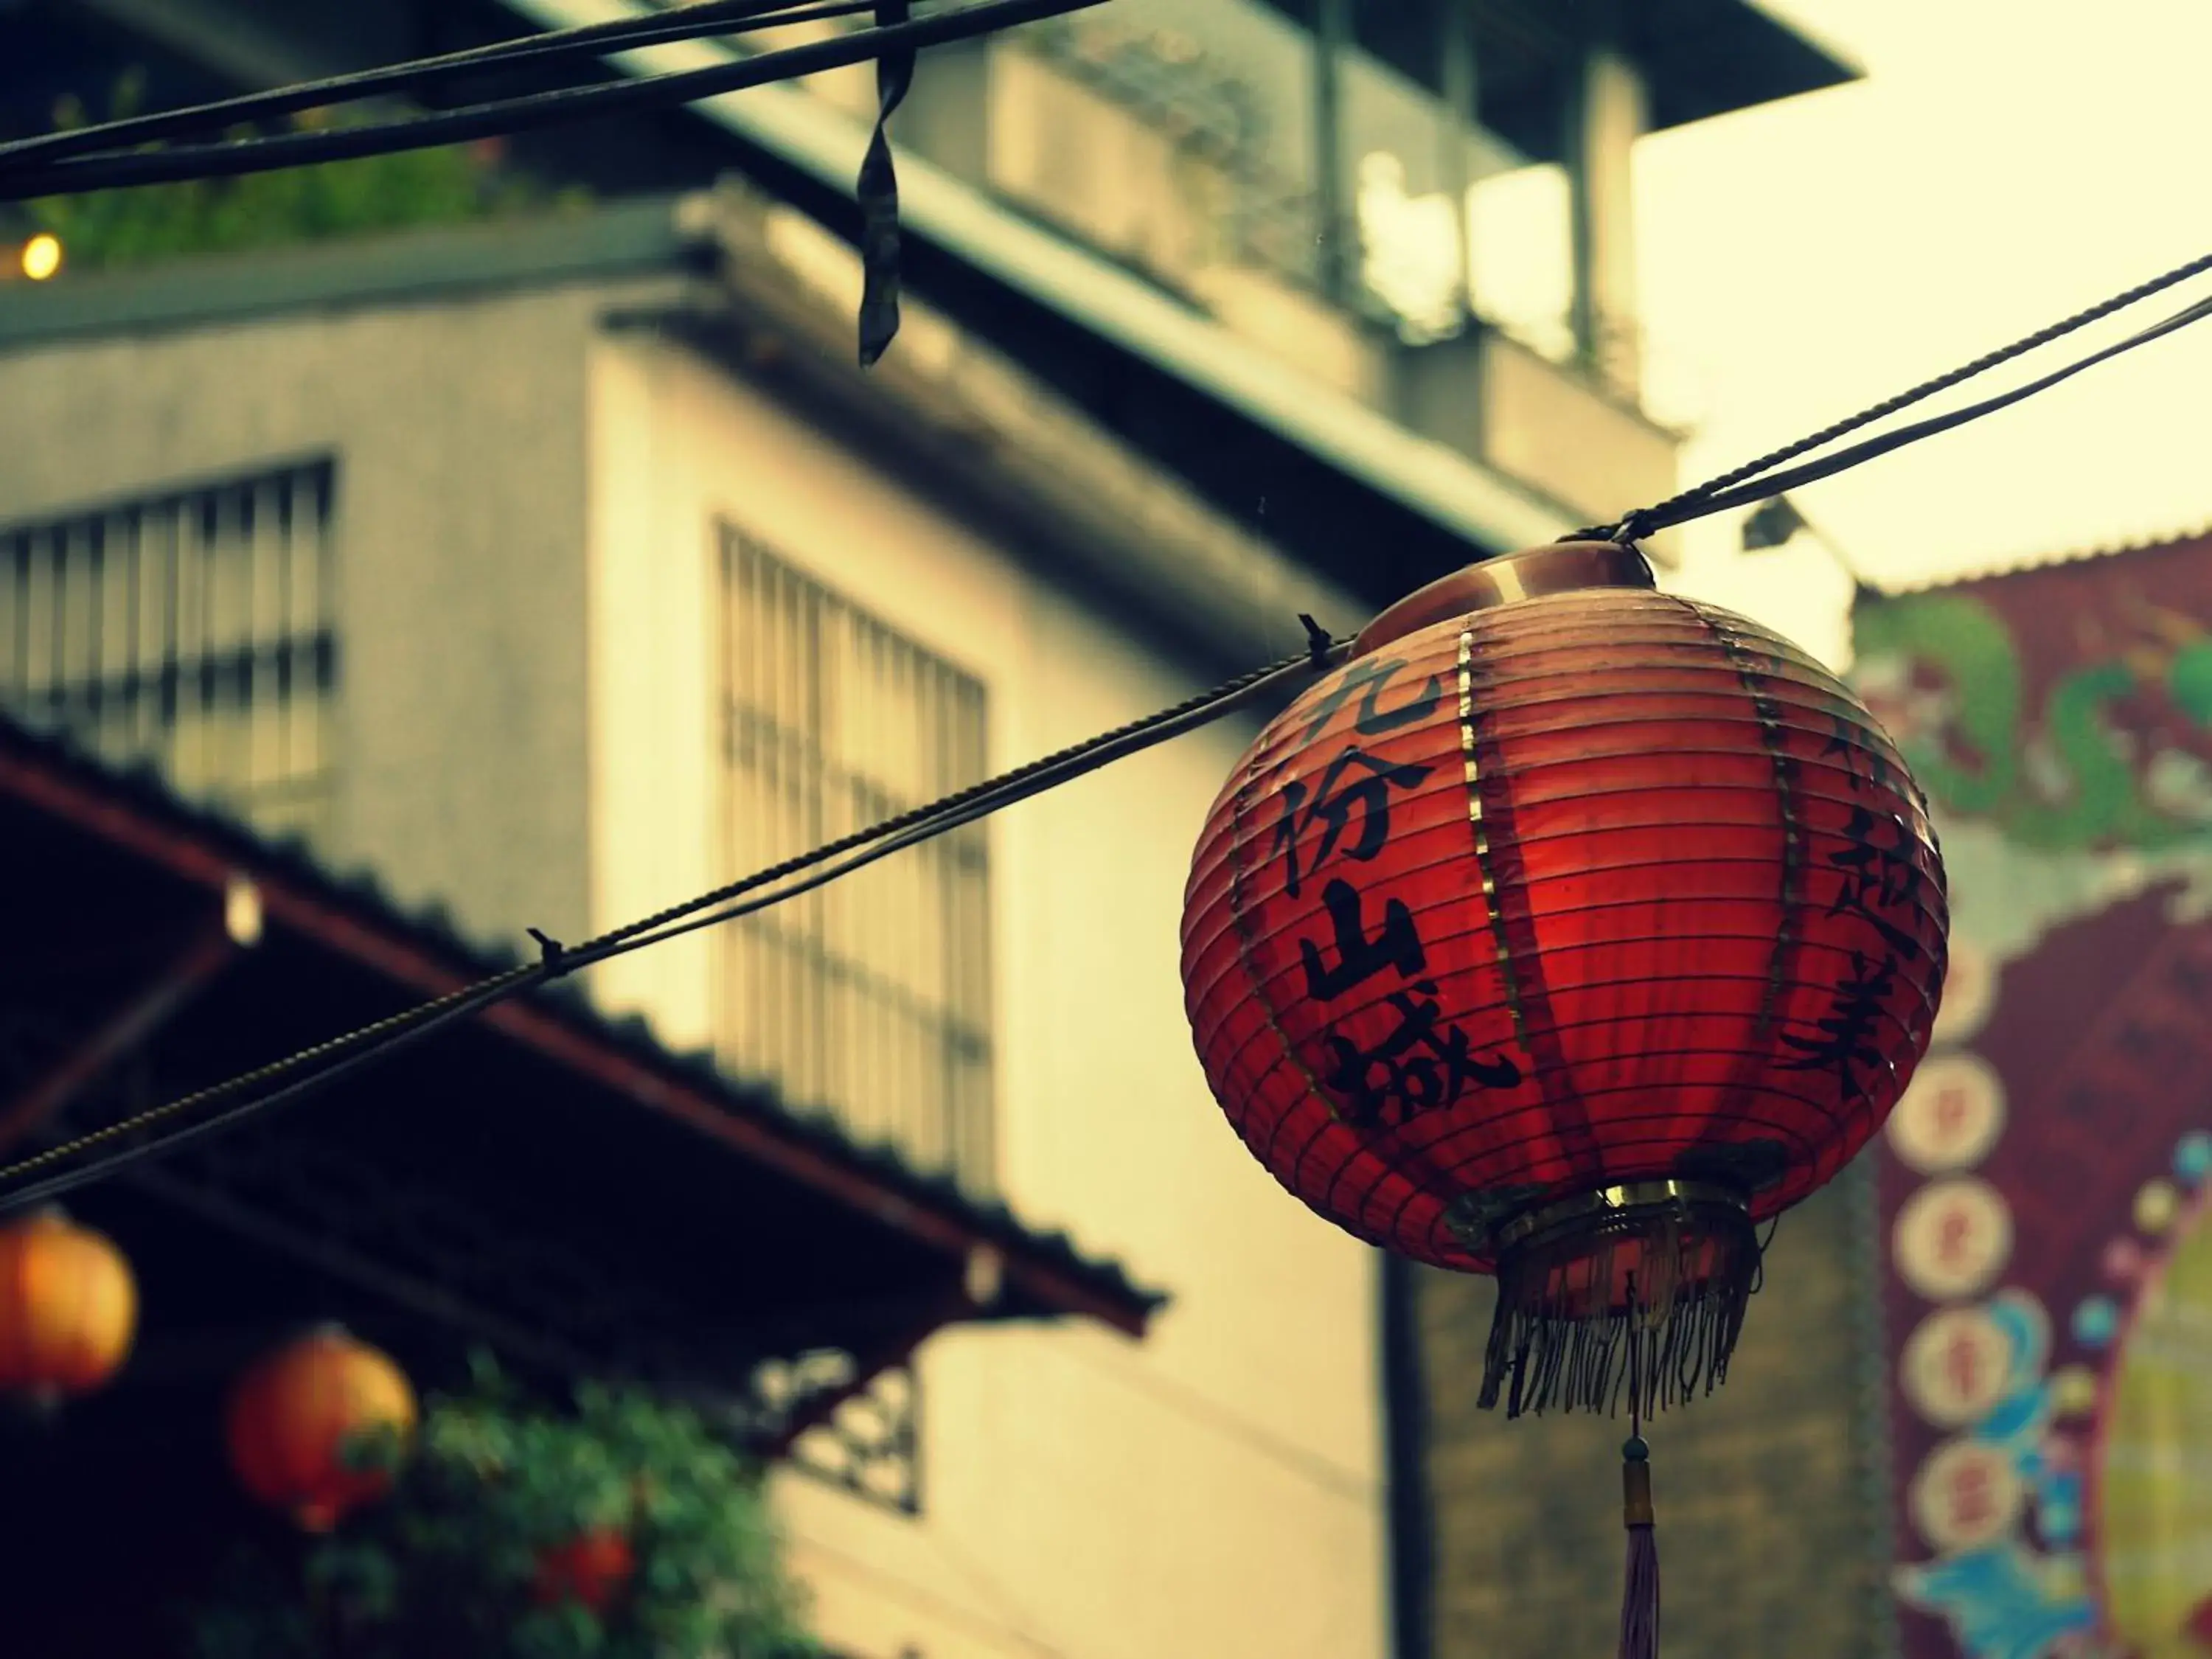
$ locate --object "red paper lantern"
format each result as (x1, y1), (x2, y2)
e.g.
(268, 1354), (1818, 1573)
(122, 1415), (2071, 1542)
(0, 1208), (137, 1405)
(1183, 540), (1947, 1417)
(226, 1326), (417, 1531)
(535, 1527), (637, 1614)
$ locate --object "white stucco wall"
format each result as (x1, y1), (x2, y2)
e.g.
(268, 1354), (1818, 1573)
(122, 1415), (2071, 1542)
(0, 285), (625, 951)
(585, 333), (1388, 1659)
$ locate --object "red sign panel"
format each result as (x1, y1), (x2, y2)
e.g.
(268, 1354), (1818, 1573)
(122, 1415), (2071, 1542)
(1855, 533), (2212, 1659)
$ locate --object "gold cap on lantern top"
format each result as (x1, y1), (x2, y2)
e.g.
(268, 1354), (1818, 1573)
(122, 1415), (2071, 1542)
(1354, 540), (1656, 658)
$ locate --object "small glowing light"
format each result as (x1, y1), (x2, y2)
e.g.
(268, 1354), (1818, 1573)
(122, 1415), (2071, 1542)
(2039, 1554), (2089, 1602)
(2050, 1365), (2099, 1419)
(21, 233), (61, 282)
(2135, 1178), (2180, 1236)
(2071, 1295), (2119, 1349)
(224, 875), (265, 947)
(2177, 1130), (2212, 1185)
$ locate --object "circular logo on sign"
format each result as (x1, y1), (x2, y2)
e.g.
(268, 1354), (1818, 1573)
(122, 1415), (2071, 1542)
(1930, 936), (1996, 1048)
(1901, 1305), (2014, 1428)
(1895, 1177), (2014, 1302)
(2135, 1178), (2181, 1237)
(1910, 1438), (2024, 1555)
(2175, 1130), (2212, 1186)
(1889, 1052), (2007, 1175)
(2050, 1363), (2100, 1420)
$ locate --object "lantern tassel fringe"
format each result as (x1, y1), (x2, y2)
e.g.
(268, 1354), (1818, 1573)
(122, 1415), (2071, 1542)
(1478, 1202), (1759, 1418)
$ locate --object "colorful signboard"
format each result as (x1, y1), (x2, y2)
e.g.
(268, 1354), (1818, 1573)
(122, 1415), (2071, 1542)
(1854, 532), (2212, 1659)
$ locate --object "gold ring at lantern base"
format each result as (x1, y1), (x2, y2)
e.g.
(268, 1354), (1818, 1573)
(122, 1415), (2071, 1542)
(1468, 1180), (1764, 1417)
(1457, 1179), (1753, 1257)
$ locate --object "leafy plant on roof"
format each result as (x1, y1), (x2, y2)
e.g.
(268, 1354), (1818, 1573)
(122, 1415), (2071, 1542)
(28, 70), (583, 272)
(187, 1356), (820, 1659)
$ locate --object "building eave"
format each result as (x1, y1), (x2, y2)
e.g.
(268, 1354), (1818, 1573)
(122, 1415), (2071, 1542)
(1253, 0), (1860, 164)
(1852, 523), (2212, 602)
(1626, 0), (1863, 132)
(0, 714), (1169, 1340)
(0, 195), (708, 352)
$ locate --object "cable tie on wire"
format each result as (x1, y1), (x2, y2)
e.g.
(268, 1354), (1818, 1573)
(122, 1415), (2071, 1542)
(526, 927), (569, 975)
(1613, 509), (1656, 548)
(1297, 613), (1335, 669)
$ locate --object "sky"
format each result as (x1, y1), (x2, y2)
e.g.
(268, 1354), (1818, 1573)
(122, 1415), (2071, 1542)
(1624, 0), (2212, 665)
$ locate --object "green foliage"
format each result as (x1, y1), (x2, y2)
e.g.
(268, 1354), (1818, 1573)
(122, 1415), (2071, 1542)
(28, 71), (584, 272)
(188, 1357), (819, 1659)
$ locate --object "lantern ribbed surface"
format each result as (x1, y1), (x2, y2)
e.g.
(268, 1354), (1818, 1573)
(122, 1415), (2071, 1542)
(1180, 545), (1947, 1414)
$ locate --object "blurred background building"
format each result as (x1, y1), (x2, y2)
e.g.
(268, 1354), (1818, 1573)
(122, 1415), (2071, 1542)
(0, 3), (1968, 1657)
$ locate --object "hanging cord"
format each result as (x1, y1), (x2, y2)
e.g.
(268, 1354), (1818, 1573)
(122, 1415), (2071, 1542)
(0, 639), (1348, 1214)
(855, 0), (917, 368)
(0, 0), (1111, 200)
(1572, 248), (2212, 546)
(1619, 1273), (1660, 1659)
(1748, 1211), (1781, 1295)
(1627, 1274), (1644, 1439)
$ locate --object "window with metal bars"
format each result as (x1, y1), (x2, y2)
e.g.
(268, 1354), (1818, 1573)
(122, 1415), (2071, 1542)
(714, 526), (995, 1192)
(0, 458), (339, 841)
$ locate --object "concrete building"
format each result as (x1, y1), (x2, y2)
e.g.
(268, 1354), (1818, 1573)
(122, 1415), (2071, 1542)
(0, 191), (1389, 1657)
(0, 3), (1856, 1655)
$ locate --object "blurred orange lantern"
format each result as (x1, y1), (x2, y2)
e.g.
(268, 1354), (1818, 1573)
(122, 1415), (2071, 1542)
(535, 1527), (636, 1614)
(0, 1207), (138, 1405)
(226, 1325), (416, 1531)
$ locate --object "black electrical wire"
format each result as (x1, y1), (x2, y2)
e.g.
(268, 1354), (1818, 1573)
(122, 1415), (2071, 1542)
(0, 0), (1109, 201)
(11, 241), (2212, 1208)
(1593, 248), (2212, 543)
(0, 0), (877, 171)
(1657, 290), (2212, 527)
(0, 978), (535, 1218)
(0, 765), (1127, 1213)
(0, 639), (1347, 1212)
(0, 21), (2207, 1207)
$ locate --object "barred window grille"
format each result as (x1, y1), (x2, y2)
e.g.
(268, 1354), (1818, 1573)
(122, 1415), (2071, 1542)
(715, 526), (995, 1192)
(0, 458), (339, 841)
